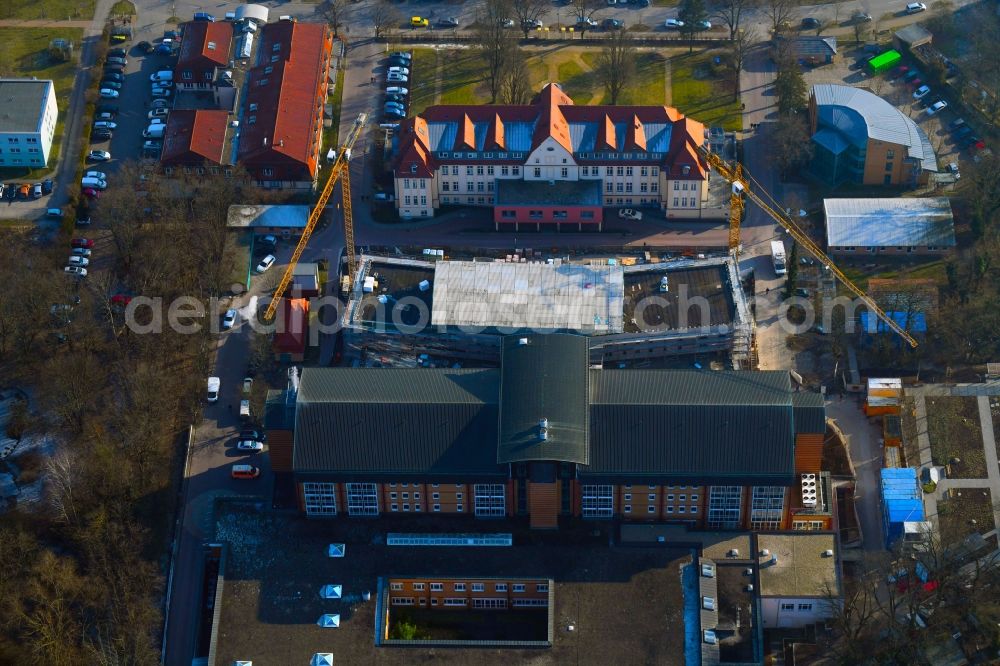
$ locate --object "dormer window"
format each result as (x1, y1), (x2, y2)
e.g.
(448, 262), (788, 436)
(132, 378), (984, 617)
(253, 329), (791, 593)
(410, 164), (417, 173)
(682, 165), (691, 175)
(265, 66), (273, 74)
(250, 103), (258, 111)
(272, 43), (281, 53)
(207, 41), (216, 50)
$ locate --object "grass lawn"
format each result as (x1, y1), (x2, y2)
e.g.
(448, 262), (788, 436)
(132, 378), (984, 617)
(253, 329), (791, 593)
(840, 259), (948, 287)
(0, 28), (83, 179)
(670, 50), (742, 130)
(0, 0), (94, 20)
(109, 0), (136, 16)
(937, 488), (995, 548)
(926, 396), (988, 479)
(407, 46), (668, 111)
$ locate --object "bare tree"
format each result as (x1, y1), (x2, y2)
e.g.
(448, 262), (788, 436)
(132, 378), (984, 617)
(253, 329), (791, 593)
(371, 0), (397, 40)
(45, 450), (82, 526)
(766, 0), (797, 34)
(596, 31), (636, 105)
(570, 0), (603, 33)
(511, 0), (547, 38)
(476, 0), (516, 104)
(729, 26), (759, 101)
(714, 0), (757, 41)
(500, 46), (533, 104)
(318, 0), (349, 36)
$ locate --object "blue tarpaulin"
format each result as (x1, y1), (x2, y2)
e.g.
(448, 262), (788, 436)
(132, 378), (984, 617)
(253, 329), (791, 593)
(860, 311), (927, 334)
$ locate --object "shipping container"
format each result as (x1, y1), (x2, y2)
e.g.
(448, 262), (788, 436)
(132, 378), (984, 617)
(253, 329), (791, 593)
(867, 50), (902, 75)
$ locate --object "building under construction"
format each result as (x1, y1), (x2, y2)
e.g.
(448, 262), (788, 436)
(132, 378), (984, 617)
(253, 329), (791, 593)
(342, 253), (753, 368)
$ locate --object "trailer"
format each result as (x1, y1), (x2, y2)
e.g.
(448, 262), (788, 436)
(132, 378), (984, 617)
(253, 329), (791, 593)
(770, 240), (787, 276)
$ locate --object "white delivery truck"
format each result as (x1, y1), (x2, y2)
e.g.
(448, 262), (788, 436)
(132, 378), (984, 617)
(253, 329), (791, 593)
(771, 240), (787, 276)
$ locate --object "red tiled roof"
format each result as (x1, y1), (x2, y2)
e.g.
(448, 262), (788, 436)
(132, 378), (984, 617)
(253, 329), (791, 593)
(160, 109), (229, 166)
(393, 83), (709, 177)
(238, 21), (332, 179)
(176, 21), (233, 70)
(274, 298), (309, 353)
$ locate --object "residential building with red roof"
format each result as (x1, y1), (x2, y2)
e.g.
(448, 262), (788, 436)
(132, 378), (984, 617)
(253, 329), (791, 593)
(160, 109), (230, 168)
(237, 20), (333, 189)
(391, 83), (713, 227)
(175, 21), (234, 92)
(273, 298), (309, 362)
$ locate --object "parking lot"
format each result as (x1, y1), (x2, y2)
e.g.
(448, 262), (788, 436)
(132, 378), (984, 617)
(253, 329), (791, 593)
(800, 45), (986, 182)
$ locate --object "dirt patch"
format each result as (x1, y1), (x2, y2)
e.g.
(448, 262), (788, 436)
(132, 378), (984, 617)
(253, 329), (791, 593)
(937, 488), (995, 548)
(823, 424), (852, 476)
(926, 397), (987, 478)
(901, 397), (920, 469)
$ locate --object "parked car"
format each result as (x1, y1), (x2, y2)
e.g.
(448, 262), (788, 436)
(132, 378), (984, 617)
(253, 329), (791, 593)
(603, 18), (624, 30)
(618, 208), (643, 221)
(193, 11), (215, 21)
(88, 150), (111, 161)
(384, 100), (406, 111)
(501, 18), (516, 28)
(151, 86), (172, 97)
(522, 18), (543, 29)
(154, 43), (173, 55)
(926, 100), (948, 115)
(383, 107), (406, 120)
(71, 238), (94, 249)
(67, 256), (90, 267)
(222, 308), (238, 330)
(954, 126), (973, 139)
(99, 88), (120, 99)
(695, 20), (712, 30)
(905, 2), (927, 13)
(46, 207), (62, 218)
(82, 188), (99, 199)
(231, 464), (260, 479)
(17, 184), (30, 199)
(142, 140), (162, 151)
(664, 18), (684, 29)
(207, 377), (220, 403)
(385, 86), (409, 96)
(91, 129), (113, 142)
(387, 66), (410, 76)
(389, 51), (411, 61)
(258, 234), (277, 247)
(151, 98), (171, 110)
(853, 11), (873, 22)
(388, 57), (410, 68)
(85, 170), (107, 180)
(93, 121), (117, 130)
(947, 162), (960, 178)
(103, 64), (124, 75)
(437, 17), (459, 27)
(95, 111), (116, 121)
(903, 69), (921, 82)
(106, 56), (127, 66)
(148, 118), (164, 126)
(255, 254), (276, 273)
(576, 17), (599, 28)
(410, 16), (429, 27)
(100, 81), (122, 91)
(801, 17), (821, 28)
(102, 72), (124, 83)
(242, 377), (253, 396)
(42, 179), (53, 195)
(31, 183), (42, 198)
(108, 47), (127, 57)
(236, 439), (264, 452)
(912, 85), (931, 100)
(148, 108), (169, 119)
(387, 72), (409, 83)
(385, 93), (406, 104)
(136, 40), (153, 54)
(64, 266), (88, 277)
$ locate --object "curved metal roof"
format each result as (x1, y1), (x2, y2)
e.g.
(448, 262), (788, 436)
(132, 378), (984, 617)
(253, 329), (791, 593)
(812, 84), (937, 171)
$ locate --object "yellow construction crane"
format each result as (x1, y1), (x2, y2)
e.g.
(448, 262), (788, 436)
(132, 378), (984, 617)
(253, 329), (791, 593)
(701, 148), (919, 349)
(263, 112), (368, 322)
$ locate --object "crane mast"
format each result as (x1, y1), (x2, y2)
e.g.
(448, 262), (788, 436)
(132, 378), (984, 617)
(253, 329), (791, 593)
(701, 148), (918, 349)
(263, 113), (368, 322)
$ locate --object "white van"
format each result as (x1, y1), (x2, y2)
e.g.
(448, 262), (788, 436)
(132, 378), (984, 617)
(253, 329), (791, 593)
(150, 70), (173, 83)
(143, 125), (166, 139)
(207, 377), (220, 403)
(81, 176), (107, 190)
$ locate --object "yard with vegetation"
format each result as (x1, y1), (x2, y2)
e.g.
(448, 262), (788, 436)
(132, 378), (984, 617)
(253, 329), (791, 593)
(669, 51), (742, 131)
(407, 45), (669, 115)
(389, 608), (548, 641)
(937, 488), (995, 547)
(926, 396), (988, 479)
(0, 28), (82, 178)
(0, 0), (94, 20)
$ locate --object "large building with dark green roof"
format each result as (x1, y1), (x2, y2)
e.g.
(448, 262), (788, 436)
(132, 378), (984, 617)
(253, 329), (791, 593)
(268, 334), (833, 531)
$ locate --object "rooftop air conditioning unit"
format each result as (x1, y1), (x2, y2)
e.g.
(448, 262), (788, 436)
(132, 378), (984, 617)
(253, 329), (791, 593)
(728, 549), (739, 557)
(702, 597), (715, 611)
(518, 338), (529, 345)
(701, 563), (715, 578)
(822, 549), (834, 557)
(760, 549), (770, 557)
(745, 584), (753, 592)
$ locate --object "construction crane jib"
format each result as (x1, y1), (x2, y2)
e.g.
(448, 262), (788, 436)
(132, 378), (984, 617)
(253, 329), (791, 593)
(263, 112), (368, 322)
(700, 147), (918, 349)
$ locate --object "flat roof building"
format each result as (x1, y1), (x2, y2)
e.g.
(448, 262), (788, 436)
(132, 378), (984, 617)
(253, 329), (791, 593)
(824, 197), (955, 254)
(0, 79), (58, 168)
(756, 532), (841, 628)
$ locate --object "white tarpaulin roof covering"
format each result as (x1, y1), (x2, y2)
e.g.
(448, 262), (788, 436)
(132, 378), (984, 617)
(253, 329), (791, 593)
(318, 614), (340, 628)
(311, 654), (333, 666)
(431, 260), (625, 333)
(320, 584), (342, 599)
(824, 198), (955, 248)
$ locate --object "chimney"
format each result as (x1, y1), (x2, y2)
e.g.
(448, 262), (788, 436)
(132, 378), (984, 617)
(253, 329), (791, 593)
(263, 137), (268, 146)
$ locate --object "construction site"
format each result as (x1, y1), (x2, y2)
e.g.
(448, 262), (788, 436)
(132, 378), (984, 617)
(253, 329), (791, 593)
(341, 252), (753, 369)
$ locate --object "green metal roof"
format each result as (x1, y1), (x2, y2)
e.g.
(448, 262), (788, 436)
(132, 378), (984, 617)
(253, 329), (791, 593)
(792, 392), (826, 434)
(293, 368), (503, 476)
(497, 334), (590, 465)
(583, 370), (797, 482)
(495, 179), (603, 206)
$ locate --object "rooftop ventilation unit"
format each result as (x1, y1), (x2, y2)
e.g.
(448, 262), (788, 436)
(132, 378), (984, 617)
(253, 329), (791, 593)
(760, 549), (770, 557)
(702, 597), (715, 611)
(801, 473), (818, 507)
(701, 563), (715, 578)
(745, 584), (754, 592)
(518, 337), (529, 345)
(822, 549), (834, 557)
(703, 630), (717, 645)
(728, 549), (740, 557)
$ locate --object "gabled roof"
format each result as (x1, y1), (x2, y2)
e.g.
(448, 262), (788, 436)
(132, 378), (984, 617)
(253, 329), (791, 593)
(824, 197), (955, 247)
(273, 298), (309, 353)
(237, 21), (331, 176)
(584, 370), (797, 482)
(160, 109), (229, 166)
(176, 20), (233, 70)
(497, 334), (590, 465)
(531, 83), (573, 153)
(293, 368), (503, 477)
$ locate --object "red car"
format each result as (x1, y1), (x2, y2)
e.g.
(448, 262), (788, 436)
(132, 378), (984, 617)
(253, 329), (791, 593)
(82, 187), (100, 199)
(110, 294), (133, 307)
(71, 238), (94, 249)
